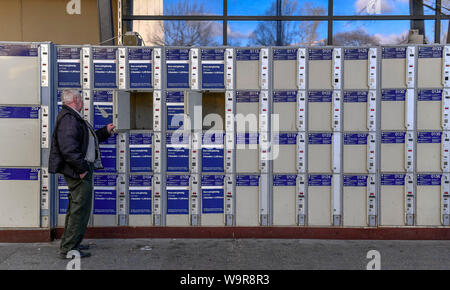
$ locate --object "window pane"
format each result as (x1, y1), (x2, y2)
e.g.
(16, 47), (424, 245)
(282, 0), (328, 16)
(133, 20), (223, 46)
(132, 0), (223, 16)
(228, 21), (327, 46)
(442, 0), (450, 14)
(441, 19), (449, 44)
(334, 0), (410, 15)
(228, 0), (276, 16)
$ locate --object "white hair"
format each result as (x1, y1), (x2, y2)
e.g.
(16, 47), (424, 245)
(61, 89), (81, 105)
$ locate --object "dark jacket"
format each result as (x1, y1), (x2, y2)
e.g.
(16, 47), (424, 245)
(48, 105), (111, 179)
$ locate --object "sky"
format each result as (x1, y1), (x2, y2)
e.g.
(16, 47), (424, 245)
(137, 0), (447, 45)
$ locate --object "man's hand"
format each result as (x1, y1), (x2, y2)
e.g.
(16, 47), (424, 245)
(80, 171), (88, 179)
(106, 123), (116, 135)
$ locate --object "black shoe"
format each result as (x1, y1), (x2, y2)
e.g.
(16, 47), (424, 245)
(59, 250), (91, 259)
(78, 244), (90, 250)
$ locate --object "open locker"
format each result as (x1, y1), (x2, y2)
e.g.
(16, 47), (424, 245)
(418, 46), (443, 89)
(308, 91), (332, 131)
(381, 47), (407, 89)
(308, 174), (332, 226)
(343, 133), (369, 173)
(201, 175), (225, 226)
(273, 91), (297, 131)
(381, 89), (406, 130)
(343, 48), (369, 90)
(380, 174), (406, 226)
(381, 132), (406, 172)
(273, 133), (298, 173)
(308, 133), (332, 173)
(166, 174), (190, 226)
(417, 89), (442, 130)
(92, 174), (118, 227)
(308, 48), (333, 90)
(417, 132), (442, 172)
(272, 48), (298, 90)
(416, 174), (442, 226)
(128, 174), (152, 226)
(236, 174), (260, 226)
(273, 174), (297, 226)
(343, 175), (368, 227)
(343, 91), (369, 131)
(236, 133), (259, 173)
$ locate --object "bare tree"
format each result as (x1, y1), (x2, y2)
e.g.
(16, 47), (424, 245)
(333, 29), (380, 46)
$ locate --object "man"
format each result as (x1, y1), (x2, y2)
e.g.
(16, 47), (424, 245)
(49, 89), (115, 259)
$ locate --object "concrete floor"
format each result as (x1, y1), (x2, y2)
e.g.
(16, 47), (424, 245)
(0, 239), (449, 270)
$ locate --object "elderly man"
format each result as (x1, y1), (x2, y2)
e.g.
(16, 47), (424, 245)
(49, 89), (115, 259)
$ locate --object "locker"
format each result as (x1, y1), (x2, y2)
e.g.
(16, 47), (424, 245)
(92, 174), (117, 227)
(381, 132), (406, 172)
(129, 132), (152, 173)
(417, 89), (442, 130)
(308, 91), (332, 131)
(381, 47), (407, 89)
(56, 46), (82, 88)
(165, 48), (190, 89)
(98, 145), (117, 173)
(166, 91), (185, 131)
(128, 174), (152, 226)
(344, 48), (369, 90)
(93, 90), (113, 130)
(273, 174), (297, 226)
(236, 175), (260, 226)
(114, 91), (154, 131)
(0, 168), (40, 227)
(92, 47), (118, 89)
(236, 133), (259, 173)
(381, 89), (406, 130)
(343, 91), (368, 131)
(416, 174), (442, 226)
(273, 91), (297, 131)
(380, 174), (405, 226)
(235, 91), (259, 132)
(308, 133), (332, 173)
(417, 132), (441, 172)
(201, 175), (225, 226)
(236, 49), (260, 90)
(273, 133), (297, 173)
(201, 132), (225, 173)
(57, 175), (68, 227)
(0, 106), (41, 167)
(0, 44), (40, 105)
(272, 48), (297, 90)
(418, 46), (443, 88)
(166, 91), (203, 131)
(343, 175), (368, 227)
(166, 132), (190, 173)
(200, 48), (226, 90)
(308, 48), (333, 90)
(343, 133), (368, 173)
(308, 174), (332, 226)
(166, 174), (190, 226)
(202, 92), (225, 131)
(128, 47), (153, 89)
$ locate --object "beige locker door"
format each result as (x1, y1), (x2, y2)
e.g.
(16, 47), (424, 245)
(273, 133), (297, 174)
(381, 132), (406, 172)
(236, 133), (259, 173)
(416, 174), (442, 226)
(417, 132), (442, 173)
(380, 174), (405, 226)
(166, 175), (191, 226)
(235, 91), (259, 132)
(343, 91), (368, 131)
(273, 175), (297, 226)
(273, 91), (297, 131)
(343, 175), (368, 227)
(343, 134), (368, 174)
(308, 91), (332, 131)
(417, 90), (442, 131)
(308, 48), (333, 90)
(381, 89), (406, 130)
(236, 175), (260, 226)
(344, 47), (369, 90)
(381, 47), (407, 89)
(308, 133), (332, 173)
(418, 46), (443, 89)
(0, 168), (40, 227)
(308, 174), (332, 226)
(236, 49), (260, 90)
(273, 60), (297, 90)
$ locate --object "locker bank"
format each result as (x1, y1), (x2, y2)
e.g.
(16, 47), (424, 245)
(0, 42), (449, 242)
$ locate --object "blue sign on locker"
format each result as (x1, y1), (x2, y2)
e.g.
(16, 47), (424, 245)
(418, 89), (443, 101)
(166, 91), (185, 130)
(129, 133), (153, 173)
(129, 175), (152, 215)
(381, 132), (405, 144)
(273, 91), (297, 103)
(417, 174), (442, 186)
(273, 49), (297, 61)
(0, 44), (38, 57)
(344, 48), (368, 60)
(418, 46), (443, 58)
(94, 174), (117, 215)
(343, 175), (368, 187)
(129, 48), (152, 89)
(57, 47), (81, 88)
(382, 47), (406, 59)
(308, 48), (332, 60)
(201, 48), (225, 89)
(236, 49), (260, 61)
(93, 48), (117, 89)
(58, 175), (69, 214)
(202, 175), (225, 214)
(99, 146), (116, 172)
(202, 133), (225, 173)
(0, 168), (39, 180)
(308, 174), (332, 186)
(273, 175), (297, 186)
(417, 132), (442, 143)
(166, 132), (190, 172)
(166, 175), (190, 215)
(308, 91), (332, 102)
(236, 175), (260, 186)
(381, 174), (405, 186)
(344, 91), (368, 103)
(382, 89), (406, 101)
(0, 106), (39, 119)
(166, 49), (190, 89)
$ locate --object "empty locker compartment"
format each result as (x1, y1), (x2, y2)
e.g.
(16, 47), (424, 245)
(201, 175), (225, 226)
(0, 106), (40, 167)
(416, 174), (442, 226)
(381, 89), (406, 130)
(308, 174), (332, 226)
(236, 48), (261, 90)
(201, 48), (225, 90)
(308, 48), (333, 90)
(166, 132), (190, 173)
(236, 174), (260, 226)
(417, 89), (442, 130)
(344, 48), (369, 90)
(0, 168), (40, 227)
(165, 48), (190, 89)
(0, 44), (40, 105)
(343, 175), (368, 227)
(273, 91), (297, 131)
(93, 174), (117, 227)
(114, 91), (154, 131)
(129, 132), (152, 173)
(57, 175), (69, 227)
(236, 133), (259, 173)
(308, 133), (332, 173)
(129, 174), (153, 226)
(273, 133), (298, 173)
(128, 47), (153, 89)
(381, 47), (407, 89)
(381, 132), (406, 172)
(308, 91), (332, 131)
(343, 91), (368, 131)
(273, 174), (297, 226)
(418, 46), (443, 88)
(343, 133), (368, 173)
(202, 132), (225, 173)
(166, 174), (190, 226)
(417, 132), (442, 172)
(56, 46), (82, 88)
(92, 47), (118, 89)
(272, 48), (297, 90)
(235, 91), (259, 132)
(202, 92), (225, 131)
(380, 174), (405, 226)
